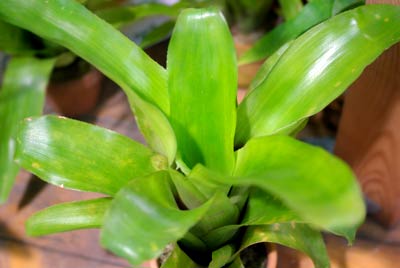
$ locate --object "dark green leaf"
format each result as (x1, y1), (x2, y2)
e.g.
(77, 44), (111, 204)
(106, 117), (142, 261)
(0, 0), (169, 114)
(15, 115), (167, 195)
(26, 197), (111, 236)
(278, 0), (303, 20)
(0, 20), (34, 55)
(0, 57), (55, 203)
(140, 20), (175, 49)
(167, 8), (237, 173)
(238, 224), (329, 268)
(236, 5), (400, 144)
(100, 171), (213, 265)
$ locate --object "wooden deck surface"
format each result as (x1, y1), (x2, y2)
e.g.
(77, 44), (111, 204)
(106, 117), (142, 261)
(1, 80), (400, 267)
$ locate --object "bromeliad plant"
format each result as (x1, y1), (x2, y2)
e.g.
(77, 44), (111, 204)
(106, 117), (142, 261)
(1, 1), (400, 267)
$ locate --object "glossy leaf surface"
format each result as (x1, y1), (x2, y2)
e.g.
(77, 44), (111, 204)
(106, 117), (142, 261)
(167, 8), (237, 173)
(0, 0), (169, 114)
(236, 5), (400, 144)
(234, 135), (365, 231)
(238, 224), (329, 268)
(27, 197), (111, 236)
(100, 171), (213, 265)
(0, 57), (55, 203)
(15, 116), (167, 195)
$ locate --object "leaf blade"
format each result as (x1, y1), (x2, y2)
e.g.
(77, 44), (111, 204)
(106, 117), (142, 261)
(15, 115), (167, 195)
(0, 57), (55, 203)
(26, 197), (111, 236)
(236, 5), (400, 144)
(167, 8), (237, 173)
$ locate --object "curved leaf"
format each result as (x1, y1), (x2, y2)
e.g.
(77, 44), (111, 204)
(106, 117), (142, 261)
(239, 0), (333, 65)
(26, 197), (111, 236)
(238, 224), (329, 268)
(0, 57), (55, 203)
(15, 115), (167, 195)
(236, 5), (400, 144)
(0, 21), (34, 55)
(100, 171), (213, 265)
(160, 244), (201, 268)
(167, 8), (237, 173)
(278, 0), (303, 20)
(0, 0), (169, 114)
(234, 135), (365, 231)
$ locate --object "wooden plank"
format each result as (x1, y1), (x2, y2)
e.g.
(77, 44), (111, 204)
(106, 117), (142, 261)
(335, 11), (400, 226)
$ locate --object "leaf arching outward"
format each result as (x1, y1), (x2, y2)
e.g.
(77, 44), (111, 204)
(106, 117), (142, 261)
(0, 0), (169, 114)
(167, 8), (237, 174)
(236, 5), (400, 145)
(100, 171), (213, 265)
(0, 57), (55, 203)
(15, 116), (167, 195)
(26, 197), (111, 236)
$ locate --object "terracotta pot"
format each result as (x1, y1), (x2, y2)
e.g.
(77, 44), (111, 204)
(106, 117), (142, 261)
(46, 68), (103, 117)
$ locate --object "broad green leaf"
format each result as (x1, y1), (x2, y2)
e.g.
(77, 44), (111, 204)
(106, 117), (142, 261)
(226, 257), (244, 268)
(234, 135), (365, 231)
(247, 41), (292, 92)
(0, 20), (34, 55)
(238, 224), (329, 268)
(96, 3), (181, 28)
(167, 8), (237, 174)
(209, 244), (235, 268)
(26, 197), (111, 236)
(0, 57), (55, 203)
(161, 244), (201, 268)
(239, 0), (333, 64)
(15, 116), (167, 195)
(100, 171), (213, 265)
(332, 0), (365, 15)
(278, 0), (303, 20)
(130, 96), (176, 165)
(0, 0), (169, 114)
(236, 5), (400, 144)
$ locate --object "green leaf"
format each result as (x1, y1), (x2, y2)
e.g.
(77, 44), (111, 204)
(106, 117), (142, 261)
(167, 8), (237, 174)
(15, 115), (167, 195)
(0, 0), (169, 114)
(332, 0), (365, 15)
(209, 244), (235, 268)
(239, 0), (333, 64)
(100, 171), (213, 265)
(26, 197), (111, 236)
(236, 5), (400, 144)
(130, 96), (176, 165)
(239, 224), (330, 268)
(234, 135), (365, 232)
(160, 244), (201, 268)
(96, 3), (181, 28)
(0, 20), (34, 55)
(278, 0), (303, 20)
(0, 57), (55, 203)
(225, 257), (244, 268)
(139, 20), (175, 49)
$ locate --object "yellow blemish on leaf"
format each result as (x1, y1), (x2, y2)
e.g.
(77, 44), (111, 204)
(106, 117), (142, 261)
(32, 162), (40, 169)
(374, 14), (381, 20)
(273, 223), (280, 231)
(384, 18), (389, 22)
(334, 81), (342, 87)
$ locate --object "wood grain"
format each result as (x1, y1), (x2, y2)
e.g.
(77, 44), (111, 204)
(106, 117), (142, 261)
(335, 0), (400, 226)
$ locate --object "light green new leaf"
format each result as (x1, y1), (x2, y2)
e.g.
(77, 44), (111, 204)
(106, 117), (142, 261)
(161, 244), (200, 268)
(209, 244), (235, 268)
(238, 224), (329, 268)
(167, 8), (237, 174)
(26, 197), (111, 236)
(100, 171), (213, 265)
(236, 5), (400, 144)
(15, 116), (167, 195)
(234, 135), (365, 232)
(239, 0), (333, 65)
(0, 57), (55, 203)
(0, 0), (169, 114)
